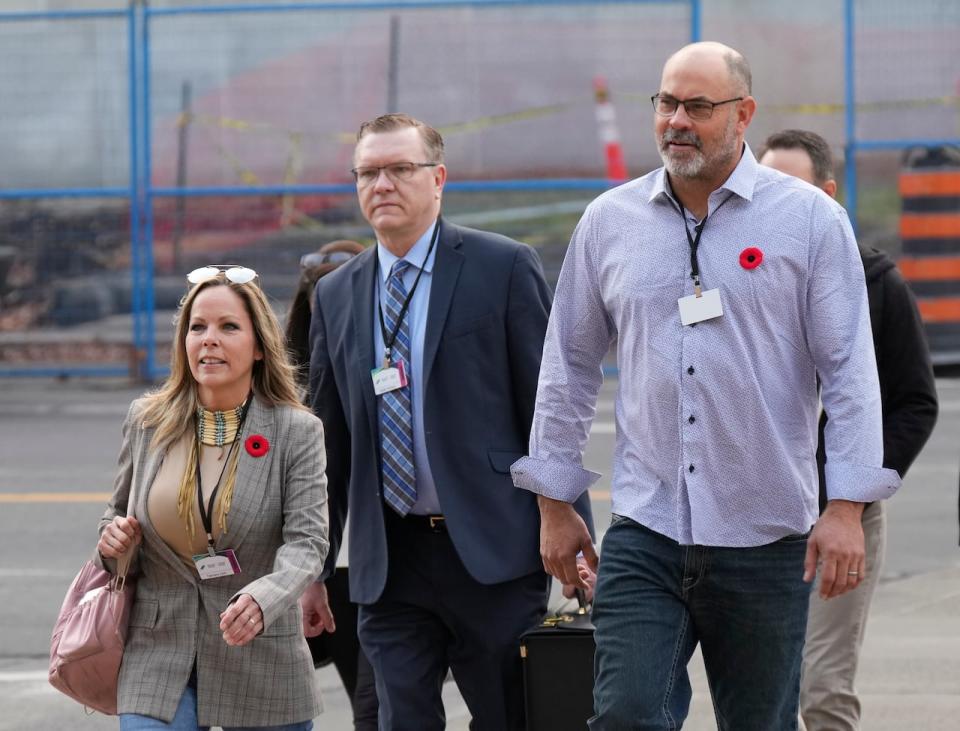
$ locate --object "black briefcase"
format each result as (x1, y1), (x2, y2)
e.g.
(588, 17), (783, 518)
(520, 601), (595, 731)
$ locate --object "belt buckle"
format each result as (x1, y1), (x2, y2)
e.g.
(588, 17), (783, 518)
(429, 515), (445, 530)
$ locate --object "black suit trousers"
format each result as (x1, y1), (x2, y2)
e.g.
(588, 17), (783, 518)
(358, 509), (549, 731)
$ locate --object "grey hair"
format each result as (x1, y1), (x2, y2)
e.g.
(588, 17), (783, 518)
(724, 51), (752, 96)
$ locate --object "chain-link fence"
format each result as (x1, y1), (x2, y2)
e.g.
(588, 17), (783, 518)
(1, 0), (958, 377)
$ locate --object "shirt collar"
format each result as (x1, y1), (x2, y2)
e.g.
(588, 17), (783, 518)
(648, 142), (759, 210)
(719, 142), (758, 202)
(376, 219), (439, 283)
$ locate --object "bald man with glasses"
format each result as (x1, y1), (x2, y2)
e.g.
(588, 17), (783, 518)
(514, 43), (901, 730)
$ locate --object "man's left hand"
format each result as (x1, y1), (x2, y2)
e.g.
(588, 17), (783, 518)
(803, 499), (866, 599)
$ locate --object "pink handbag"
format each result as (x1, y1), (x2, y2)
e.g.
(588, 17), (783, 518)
(49, 541), (135, 715)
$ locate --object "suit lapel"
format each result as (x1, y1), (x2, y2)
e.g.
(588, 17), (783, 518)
(423, 219), (464, 390)
(218, 396), (275, 551)
(351, 249), (380, 448)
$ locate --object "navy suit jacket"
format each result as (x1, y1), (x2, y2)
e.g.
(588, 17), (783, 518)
(309, 218), (593, 605)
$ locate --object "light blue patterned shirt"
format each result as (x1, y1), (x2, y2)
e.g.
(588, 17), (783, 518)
(374, 220), (441, 515)
(512, 145), (900, 547)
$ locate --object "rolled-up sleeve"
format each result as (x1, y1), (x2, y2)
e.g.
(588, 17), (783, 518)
(805, 201), (901, 502)
(511, 204), (613, 503)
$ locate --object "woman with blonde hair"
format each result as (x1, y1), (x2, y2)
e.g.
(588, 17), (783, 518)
(97, 264), (328, 730)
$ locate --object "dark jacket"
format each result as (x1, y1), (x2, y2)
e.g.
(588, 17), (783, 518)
(309, 218), (593, 605)
(818, 247), (938, 510)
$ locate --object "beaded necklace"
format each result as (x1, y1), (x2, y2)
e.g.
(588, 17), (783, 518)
(195, 403), (244, 447)
(177, 400), (248, 540)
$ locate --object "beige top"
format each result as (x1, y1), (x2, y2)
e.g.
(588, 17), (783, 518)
(148, 431), (234, 568)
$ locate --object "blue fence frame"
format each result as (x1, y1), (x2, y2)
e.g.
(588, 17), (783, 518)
(0, 0), (703, 379)
(0, 7), (131, 377)
(842, 0), (960, 233)
(20, 0), (960, 376)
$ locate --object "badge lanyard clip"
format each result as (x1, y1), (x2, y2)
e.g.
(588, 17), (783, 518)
(683, 212), (706, 298)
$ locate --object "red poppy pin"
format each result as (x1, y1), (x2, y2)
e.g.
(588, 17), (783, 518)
(739, 247), (763, 270)
(245, 434), (269, 457)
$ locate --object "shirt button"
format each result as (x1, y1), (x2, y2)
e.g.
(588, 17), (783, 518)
(688, 415), (696, 424)
(689, 464), (695, 473)
(687, 366), (695, 375)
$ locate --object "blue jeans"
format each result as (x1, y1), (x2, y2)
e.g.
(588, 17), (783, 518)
(589, 516), (812, 731)
(119, 674), (313, 731)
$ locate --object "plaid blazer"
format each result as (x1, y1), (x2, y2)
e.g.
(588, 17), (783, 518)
(97, 395), (329, 726)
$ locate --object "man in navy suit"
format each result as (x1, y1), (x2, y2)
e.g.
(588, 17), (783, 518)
(301, 113), (593, 730)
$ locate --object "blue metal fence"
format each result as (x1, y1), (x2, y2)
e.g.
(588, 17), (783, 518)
(842, 0), (960, 232)
(3, 0), (958, 377)
(134, 0), (697, 380)
(0, 0), (697, 380)
(0, 6), (131, 377)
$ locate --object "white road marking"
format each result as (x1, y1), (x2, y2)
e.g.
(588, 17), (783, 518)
(0, 671), (48, 683)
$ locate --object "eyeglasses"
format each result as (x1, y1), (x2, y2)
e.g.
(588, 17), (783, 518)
(186, 265), (258, 285)
(651, 94), (744, 121)
(350, 161), (438, 187)
(300, 250), (356, 270)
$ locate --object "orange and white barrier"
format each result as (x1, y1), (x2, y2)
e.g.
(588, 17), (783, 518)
(593, 76), (627, 182)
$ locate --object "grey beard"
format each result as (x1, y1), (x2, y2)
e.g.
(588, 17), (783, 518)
(661, 147), (707, 179)
(660, 114), (739, 181)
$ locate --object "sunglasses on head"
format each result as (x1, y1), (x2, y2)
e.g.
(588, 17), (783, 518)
(300, 250), (356, 270)
(186, 265), (258, 285)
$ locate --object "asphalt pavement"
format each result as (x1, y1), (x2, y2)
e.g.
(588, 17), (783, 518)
(0, 376), (958, 730)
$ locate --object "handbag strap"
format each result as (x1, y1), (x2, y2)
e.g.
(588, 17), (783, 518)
(115, 551), (133, 584)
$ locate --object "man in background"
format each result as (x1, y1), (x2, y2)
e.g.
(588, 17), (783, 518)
(761, 129), (938, 731)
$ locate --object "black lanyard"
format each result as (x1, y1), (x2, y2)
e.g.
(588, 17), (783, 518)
(678, 194), (733, 296)
(376, 219), (440, 368)
(195, 394), (252, 555)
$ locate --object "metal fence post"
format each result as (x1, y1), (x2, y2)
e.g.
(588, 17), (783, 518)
(843, 0), (857, 233)
(141, 0), (158, 381)
(128, 0), (146, 381)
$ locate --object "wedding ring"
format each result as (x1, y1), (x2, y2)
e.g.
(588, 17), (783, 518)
(847, 571), (859, 576)
(248, 617), (256, 624)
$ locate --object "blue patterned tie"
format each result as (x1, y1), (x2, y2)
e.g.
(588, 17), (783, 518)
(380, 259), (417, 515)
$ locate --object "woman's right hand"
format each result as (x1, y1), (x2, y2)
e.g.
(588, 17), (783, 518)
(97, 516), (142, 559)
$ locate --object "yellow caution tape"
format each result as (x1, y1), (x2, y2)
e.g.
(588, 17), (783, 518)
(170, 90), (958, 193)
(620, 92), (959, 115)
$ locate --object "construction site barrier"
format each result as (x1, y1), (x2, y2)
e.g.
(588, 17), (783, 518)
(898, 146), (960, 363)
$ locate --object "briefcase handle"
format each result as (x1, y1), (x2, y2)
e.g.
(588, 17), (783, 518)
(574, 588), (589, 615)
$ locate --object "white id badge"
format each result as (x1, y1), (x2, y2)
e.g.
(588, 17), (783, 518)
(192, 549), (241, 580)
(371, 360), (408, 395)
(678, 288), (723, 326)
